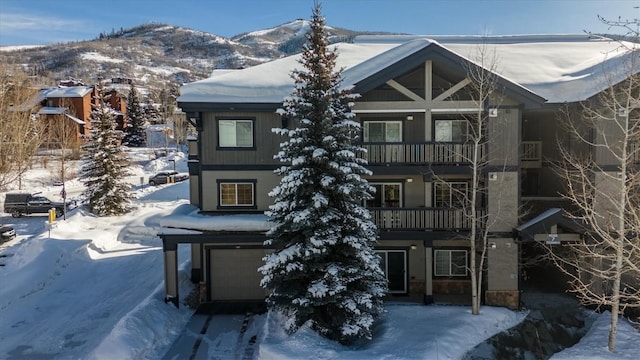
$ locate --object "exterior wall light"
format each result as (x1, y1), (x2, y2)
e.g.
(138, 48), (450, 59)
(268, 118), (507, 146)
(406, 115), (414, 121)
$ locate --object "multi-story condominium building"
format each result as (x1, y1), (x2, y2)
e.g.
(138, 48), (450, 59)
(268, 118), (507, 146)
(30, 82), (127, 141)
(160, 35), (638, 310)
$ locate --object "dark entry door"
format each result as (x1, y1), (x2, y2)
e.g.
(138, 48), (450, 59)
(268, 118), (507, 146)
(377, 250), (407, 293)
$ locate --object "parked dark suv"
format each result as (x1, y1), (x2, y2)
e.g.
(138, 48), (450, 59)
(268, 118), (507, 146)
(148, 171), (188, 185)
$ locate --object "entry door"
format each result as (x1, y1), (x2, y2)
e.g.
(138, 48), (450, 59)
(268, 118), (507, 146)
(377, 250), (407, 293)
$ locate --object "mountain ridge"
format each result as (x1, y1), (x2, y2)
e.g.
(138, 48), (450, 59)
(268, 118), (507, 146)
(0, 21), (393, 99)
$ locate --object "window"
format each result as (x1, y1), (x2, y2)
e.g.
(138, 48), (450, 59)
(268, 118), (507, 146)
(367, 183), (401, 208)
(218, 119), (253, 148)
(434, 250), (467, 277)
(219, 182), (254, 206)
(364, 121), (402, 142)
(434, 181), (468, 207)
(435, 120), (468, 142)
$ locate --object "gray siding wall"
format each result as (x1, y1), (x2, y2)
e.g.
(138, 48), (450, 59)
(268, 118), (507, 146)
(200, 111), (283, 166)
(488, 108), (520, 167)
(488, 171), (519, 232)
(486, 237), (518, 291)
(190, 174), (200, 207)
(200, 170), (279, 212)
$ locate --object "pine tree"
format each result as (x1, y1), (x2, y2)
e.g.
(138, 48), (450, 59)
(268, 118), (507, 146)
(80, 82), (132, 216)
(124, 83), (146, 147)
(259, 3), (387, 345)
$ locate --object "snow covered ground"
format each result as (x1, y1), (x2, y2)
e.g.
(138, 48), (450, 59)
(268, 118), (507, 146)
(0, 148), (638, 359)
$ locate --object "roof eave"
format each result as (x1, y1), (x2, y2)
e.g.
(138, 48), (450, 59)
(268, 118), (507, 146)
(177, 101), (281, 113)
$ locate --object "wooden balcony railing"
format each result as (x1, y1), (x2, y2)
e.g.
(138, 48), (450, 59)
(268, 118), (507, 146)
(361, 142), (483, 165)
(369, 207), (485, 230)
(521, 141), (542, 168)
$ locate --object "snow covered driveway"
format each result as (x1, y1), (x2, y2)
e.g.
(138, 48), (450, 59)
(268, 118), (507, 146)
(0, 181), (194, 359)
(163, 312), (266, 360)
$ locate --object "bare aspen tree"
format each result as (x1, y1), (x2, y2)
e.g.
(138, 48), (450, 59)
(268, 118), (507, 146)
(549, 20), (640, 351)
(430, 43), (506, 315)
(464, 44), (505, 315)
(47, 103), (81, 219)
(0, 65), (46, 190)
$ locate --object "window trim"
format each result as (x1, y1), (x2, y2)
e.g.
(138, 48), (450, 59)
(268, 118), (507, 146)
(366, 182), (403, 208)
(433, 181), (468, 208)
(434, 119), (469, 143)
(434, 249), (468, 277)
(216, 117), (256, 150)
(363, 120), (403, 143)
(217, 179), (257, 209)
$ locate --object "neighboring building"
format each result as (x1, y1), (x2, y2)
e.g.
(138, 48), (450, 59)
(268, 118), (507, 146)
(160, 35), (639, 309)
(31, 83), (127, 141)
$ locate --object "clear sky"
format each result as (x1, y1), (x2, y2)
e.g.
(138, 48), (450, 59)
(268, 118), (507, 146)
(0, 0), (638, 46)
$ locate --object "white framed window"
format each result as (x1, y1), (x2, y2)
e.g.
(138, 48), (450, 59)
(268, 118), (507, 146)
(434, 181), (468, 207)
(435, 120), (468, 142)
(218, 119), (253, 147)
(434, 250), (467, 277)
(367, 183), (402, 208)
(219, 182), (254, 206)
(364, 121), (402, 142)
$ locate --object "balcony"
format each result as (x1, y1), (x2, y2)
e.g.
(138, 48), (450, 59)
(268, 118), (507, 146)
(369, 207), (484, 231)
(521, 141), (542, 168)
(361, 142), (483, 165)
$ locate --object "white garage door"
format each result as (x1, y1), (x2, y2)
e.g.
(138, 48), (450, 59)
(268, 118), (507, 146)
(209, 249), (267, 301)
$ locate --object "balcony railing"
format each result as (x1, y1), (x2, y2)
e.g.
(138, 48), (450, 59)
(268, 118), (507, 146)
(631, 142), (640, 164)
(361, 142), (483, 165)
(521, 141), (542, 168)
(369, 207), (484, 230)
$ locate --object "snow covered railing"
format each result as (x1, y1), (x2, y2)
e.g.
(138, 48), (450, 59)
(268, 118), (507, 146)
(361, 142), (484, 164)
(369, 207), (484, 230)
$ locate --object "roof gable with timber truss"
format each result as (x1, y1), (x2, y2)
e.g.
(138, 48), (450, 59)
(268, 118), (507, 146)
(347, 40), (544, 113)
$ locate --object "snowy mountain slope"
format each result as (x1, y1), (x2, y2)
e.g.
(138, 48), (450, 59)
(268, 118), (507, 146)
(0, 21), (387, 95)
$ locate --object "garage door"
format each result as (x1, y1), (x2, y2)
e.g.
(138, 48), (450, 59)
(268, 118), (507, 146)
(209, 249), (267, 301)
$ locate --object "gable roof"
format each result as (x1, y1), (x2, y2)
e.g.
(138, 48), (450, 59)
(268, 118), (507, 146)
(42, 86), (93, 98)
(178, 34), (640, 109)
(513, 208), (587, 242)
(369, 34), (640, 103)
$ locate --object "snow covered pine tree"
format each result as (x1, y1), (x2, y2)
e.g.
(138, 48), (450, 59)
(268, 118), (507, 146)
(124, 83), (146, 147)
(80, 81), (132, 216)
(259, 3), (387, 345)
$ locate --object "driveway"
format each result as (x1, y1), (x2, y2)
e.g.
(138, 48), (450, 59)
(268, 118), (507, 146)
(163, 311), (266, 360)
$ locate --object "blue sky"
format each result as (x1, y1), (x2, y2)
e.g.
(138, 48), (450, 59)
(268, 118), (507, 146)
(0, 0), (638, 46)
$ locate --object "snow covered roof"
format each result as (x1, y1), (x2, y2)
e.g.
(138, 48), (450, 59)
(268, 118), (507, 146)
(36, 107), (84, 124)
(42, 86), (93, 98)
(179, 34), (640, 106)
(65, 113), (85, 125)
(37, 106), (67, 115)
(179, 42), (402, 104)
